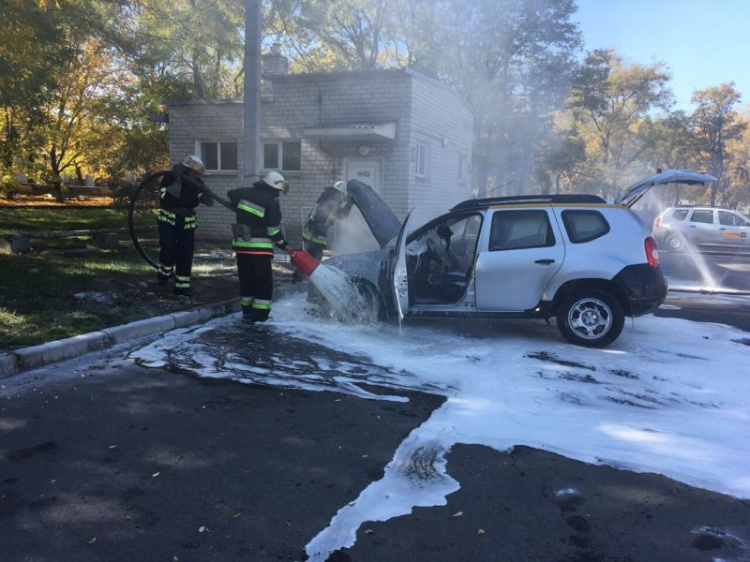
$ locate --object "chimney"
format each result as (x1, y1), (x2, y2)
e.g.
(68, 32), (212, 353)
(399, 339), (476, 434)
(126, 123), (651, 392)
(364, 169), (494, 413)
(262, 43), (288, 76)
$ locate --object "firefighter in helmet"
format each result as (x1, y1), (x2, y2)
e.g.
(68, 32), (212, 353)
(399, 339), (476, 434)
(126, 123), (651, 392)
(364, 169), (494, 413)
(302, 180), (353, 262)
(157, 154), (214, 297)
(227, 171), (290, 322)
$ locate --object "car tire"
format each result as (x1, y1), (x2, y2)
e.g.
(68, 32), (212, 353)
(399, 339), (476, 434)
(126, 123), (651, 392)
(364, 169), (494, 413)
(356, 282), (384, 322)
(312, 280), (382, 322)
(665, 234), (683, 252)
(557, 289), (625, 347)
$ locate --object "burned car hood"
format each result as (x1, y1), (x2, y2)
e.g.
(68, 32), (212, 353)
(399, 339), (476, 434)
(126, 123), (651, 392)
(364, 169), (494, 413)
(615, 169), (717, 208)
(347, 179), (402, 249)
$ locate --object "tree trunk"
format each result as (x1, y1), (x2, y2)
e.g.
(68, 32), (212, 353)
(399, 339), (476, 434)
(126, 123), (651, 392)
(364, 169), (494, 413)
(53, 179), (64, 203)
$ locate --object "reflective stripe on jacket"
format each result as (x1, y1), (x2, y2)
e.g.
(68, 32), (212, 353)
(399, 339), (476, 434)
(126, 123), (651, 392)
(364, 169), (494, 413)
(227, 183), (287, 253)
(158, 209), (197, 229)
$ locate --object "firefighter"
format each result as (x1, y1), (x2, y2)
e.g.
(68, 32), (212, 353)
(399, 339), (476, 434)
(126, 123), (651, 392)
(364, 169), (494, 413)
(302, 180), (353, 261)
(227, 171), (290, 322)
(157, 154), (213, 297)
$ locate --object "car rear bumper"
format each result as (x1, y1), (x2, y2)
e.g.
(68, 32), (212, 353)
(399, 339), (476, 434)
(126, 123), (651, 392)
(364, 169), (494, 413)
(613, 264), (668, 316)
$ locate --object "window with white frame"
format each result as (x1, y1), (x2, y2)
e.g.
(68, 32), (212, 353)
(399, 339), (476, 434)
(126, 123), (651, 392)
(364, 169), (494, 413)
(197, 141), (238, 172)
(413, 143), (427, 177)
(262, 140), (301, 172)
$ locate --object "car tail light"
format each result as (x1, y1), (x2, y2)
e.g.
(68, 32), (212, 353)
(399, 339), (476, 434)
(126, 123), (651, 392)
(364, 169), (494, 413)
(645, 236), (660, 268)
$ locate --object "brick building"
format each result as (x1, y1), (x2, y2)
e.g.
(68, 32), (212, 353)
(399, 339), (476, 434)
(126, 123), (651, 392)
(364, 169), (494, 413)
(166, 55), (473, 245)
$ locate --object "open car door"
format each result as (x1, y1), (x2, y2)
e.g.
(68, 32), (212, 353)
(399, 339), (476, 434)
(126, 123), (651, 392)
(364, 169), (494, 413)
(390, 211), (412, 322)
(346, 179), (402, 249)
(615, 170), (717, 208)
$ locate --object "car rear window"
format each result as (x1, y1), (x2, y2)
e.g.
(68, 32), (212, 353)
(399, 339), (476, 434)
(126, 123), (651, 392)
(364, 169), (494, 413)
(489, 210), (555, 251)
(561, 210), (610, 243)
(671, 209), (689, 220)
(718, 210), (746, 226)
(690, 209), (714, 224)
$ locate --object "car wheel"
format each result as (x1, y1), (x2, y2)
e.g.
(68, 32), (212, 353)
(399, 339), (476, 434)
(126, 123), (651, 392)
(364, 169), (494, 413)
(356, 282), (383, 322)
(557, 289), (624, 347)
(312, 280), (382, 323)
(665, 234), (683, 252)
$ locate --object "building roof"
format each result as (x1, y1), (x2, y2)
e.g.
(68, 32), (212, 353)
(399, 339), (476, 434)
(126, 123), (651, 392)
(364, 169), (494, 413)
(304, 122), (396, 142)
(165, 68), (469, 110)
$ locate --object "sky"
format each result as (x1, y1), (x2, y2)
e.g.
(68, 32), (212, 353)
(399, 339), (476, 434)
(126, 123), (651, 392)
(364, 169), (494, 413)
(574, 0), (749, 111)
(131, 289), (750, 561)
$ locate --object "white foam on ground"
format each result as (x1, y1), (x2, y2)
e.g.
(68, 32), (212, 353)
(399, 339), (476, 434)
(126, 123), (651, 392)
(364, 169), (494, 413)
(129, 292), (750, 560)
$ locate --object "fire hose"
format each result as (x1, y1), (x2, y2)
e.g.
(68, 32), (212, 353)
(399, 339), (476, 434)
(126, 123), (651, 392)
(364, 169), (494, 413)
(128, 171), (318, 275)
(127, 170), (169, 271)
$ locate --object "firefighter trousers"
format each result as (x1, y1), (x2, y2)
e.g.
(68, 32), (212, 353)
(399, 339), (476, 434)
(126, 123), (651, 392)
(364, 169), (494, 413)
(236, 253), (273, 321)
(158, 217), (196, 295)
(303, 240), (325, 262)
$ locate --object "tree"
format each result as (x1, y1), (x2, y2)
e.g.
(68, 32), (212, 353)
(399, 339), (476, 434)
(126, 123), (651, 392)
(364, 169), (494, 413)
(0, 0), (77, 184)
(0, 1), (144, 186)
(0, 0), (77, 112)
(123, 0), (245, 100)
(569, 49), (673, 199)
(278, 0), (393, 71)
(690, 83), (747, 205)
(385, 0), (442, 73)
(436, 0), (581, 195)
(639, 111), (697, 172)
(31, 40), (134, 199)
(535, 115), (586, 195)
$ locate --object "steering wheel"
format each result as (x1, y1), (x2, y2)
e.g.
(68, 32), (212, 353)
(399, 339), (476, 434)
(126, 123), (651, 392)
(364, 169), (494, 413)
(425, 238), (442, 262)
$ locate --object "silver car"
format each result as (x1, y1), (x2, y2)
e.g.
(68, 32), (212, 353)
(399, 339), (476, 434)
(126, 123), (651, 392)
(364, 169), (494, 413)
(653, 206), (750, 252)
(316, 170), (715, 347)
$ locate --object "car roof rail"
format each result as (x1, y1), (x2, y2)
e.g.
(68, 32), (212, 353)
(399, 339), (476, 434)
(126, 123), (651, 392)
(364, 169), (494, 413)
(451, 194), (607, 211)
(672, 204), (723, 209)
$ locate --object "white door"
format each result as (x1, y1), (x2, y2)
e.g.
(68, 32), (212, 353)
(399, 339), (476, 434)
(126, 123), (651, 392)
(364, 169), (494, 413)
(346, 159), (382, 194)
(391, 212), (412, 321)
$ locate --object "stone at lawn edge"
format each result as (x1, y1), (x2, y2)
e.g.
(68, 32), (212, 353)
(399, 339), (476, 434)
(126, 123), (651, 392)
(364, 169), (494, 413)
(0, 353), (19, 378)
(104, 316), (176, 345)
(0, 235), (31, 254)
(172, 310), (203, 328)
(15, 332), (111, 371)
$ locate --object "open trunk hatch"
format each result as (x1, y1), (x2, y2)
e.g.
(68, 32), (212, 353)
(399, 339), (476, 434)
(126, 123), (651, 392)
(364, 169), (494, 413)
(615, 170), (717, 208)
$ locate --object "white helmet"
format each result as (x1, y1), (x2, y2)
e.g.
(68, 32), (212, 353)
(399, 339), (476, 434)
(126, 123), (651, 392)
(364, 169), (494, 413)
(264, 171), (289, 193)
(181, 154), (205, 176)
(332, 180), (346, 193)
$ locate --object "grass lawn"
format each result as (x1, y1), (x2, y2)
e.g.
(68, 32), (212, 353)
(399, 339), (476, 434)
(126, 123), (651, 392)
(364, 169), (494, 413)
(0, 206), (149, 235)
(0, 244), (247, 351)
(0, 205), (295, 351)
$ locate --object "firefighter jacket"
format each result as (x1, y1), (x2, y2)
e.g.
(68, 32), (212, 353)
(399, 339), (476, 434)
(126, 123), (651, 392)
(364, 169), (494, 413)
(302, 186), (353, 247)
(227, 182), (288, 256)
(159, 166), (212, 228)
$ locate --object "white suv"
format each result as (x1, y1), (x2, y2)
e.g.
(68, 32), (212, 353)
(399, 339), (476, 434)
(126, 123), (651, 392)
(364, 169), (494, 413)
(314, 170), (715, 347)
(653, 206), (750, 252)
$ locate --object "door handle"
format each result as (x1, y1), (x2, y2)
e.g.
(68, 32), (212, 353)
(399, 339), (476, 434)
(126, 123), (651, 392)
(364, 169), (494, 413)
(535, 259), (555, 265)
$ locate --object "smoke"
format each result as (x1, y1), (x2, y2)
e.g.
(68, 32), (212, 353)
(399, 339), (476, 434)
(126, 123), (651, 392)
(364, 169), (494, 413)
(630, 189), (742, 293)
(330, 207), (381, 255)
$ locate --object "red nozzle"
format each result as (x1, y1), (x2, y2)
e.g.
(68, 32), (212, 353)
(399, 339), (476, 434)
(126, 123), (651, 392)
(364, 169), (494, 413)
(289, 248), (320, 276)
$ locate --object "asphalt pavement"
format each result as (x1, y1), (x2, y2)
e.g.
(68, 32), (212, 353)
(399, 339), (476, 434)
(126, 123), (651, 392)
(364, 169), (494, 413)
(0, 353), (444, 562)
(1, 288), (750, 561)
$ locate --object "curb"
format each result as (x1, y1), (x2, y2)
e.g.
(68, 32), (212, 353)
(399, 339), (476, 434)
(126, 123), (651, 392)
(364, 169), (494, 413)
(0, 298), (241, 379)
